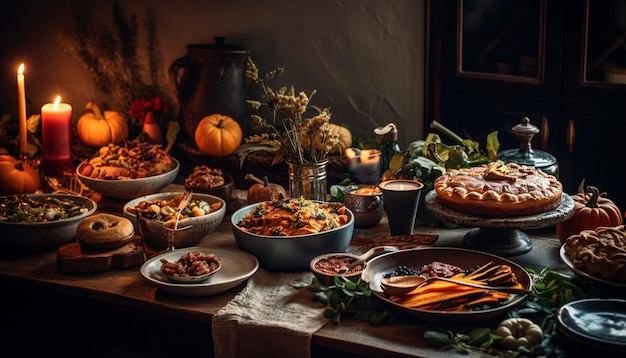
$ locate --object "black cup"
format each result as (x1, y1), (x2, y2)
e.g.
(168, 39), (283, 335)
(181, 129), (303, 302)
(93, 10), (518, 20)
(378, 180), (424, 236)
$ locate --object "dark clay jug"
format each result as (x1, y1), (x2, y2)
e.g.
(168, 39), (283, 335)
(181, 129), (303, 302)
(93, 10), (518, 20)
(169, 37), (250, 139)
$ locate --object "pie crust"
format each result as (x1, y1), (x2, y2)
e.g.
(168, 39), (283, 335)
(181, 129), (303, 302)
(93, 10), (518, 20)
(433, 162), (563, 217)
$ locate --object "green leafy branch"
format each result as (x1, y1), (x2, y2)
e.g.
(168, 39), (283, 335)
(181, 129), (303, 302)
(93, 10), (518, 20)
(293, 276), (396, 326)
(296, 267), (587, 357)
(390, 129), (499, 182)
(424, 327), (511, 356)
(0, 113), (42, 157)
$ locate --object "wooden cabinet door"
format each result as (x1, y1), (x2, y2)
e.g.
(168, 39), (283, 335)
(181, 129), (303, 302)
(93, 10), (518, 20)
(426, 0), (626, 208)
(557, 1), (626, 208)
(426, 0), (562, 149)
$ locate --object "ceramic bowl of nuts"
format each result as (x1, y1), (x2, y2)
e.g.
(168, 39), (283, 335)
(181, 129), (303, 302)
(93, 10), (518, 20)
(184, 165), (240, 214)
(76, 140), (179, 200)
(123, 192), (226, 249)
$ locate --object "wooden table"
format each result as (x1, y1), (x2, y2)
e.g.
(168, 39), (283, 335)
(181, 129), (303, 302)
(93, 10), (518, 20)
(0, 187), (574, 358)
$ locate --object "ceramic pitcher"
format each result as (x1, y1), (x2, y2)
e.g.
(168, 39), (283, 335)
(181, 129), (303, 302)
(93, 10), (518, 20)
(169, 37), (250, 139)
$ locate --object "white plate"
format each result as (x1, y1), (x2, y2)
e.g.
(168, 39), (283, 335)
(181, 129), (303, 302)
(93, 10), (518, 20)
(140, 247), (259, 296)
(559, 245), (626, 289)
(556, 298), (626, 352)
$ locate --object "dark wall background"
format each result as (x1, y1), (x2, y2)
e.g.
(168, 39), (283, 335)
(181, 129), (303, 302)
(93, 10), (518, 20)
(0, 0), (425, 148)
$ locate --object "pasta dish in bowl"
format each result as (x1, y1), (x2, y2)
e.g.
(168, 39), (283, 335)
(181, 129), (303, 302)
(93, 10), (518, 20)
(236, 197), (350, 236)
(231, 197), (354, 271)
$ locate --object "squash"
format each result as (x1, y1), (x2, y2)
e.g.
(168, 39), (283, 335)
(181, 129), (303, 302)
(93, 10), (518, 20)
(328, 123), (352, 155)
(388, 262), (524, 311)
(0, 155), (40, 195)
(194, 114), (242, 157)
(77, 102), (129, 147)
(556, 185), (623, 243)
(496, 318), (543, 349)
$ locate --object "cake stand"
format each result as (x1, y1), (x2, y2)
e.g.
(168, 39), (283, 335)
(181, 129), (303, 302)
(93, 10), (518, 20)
(424, 190), (575, 256)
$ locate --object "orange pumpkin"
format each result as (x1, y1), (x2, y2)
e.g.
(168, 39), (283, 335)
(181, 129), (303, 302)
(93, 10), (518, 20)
(77, 102), (129, 147)
(194, 114), (242, 157)
(245, 174), (287, 204)
(556, 185), (623, 243)
(0, 155), (40, 195)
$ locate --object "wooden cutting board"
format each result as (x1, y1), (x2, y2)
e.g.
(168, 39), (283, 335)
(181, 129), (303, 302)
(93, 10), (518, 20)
(57, 238), (146, 273)
(350, 233), (439, 252)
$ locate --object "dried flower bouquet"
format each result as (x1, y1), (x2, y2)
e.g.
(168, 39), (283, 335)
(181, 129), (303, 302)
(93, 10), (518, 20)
(245, 58), (339, 165)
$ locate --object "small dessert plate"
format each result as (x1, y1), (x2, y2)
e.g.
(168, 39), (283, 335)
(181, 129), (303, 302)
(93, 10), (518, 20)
(140, 247), (259, 296)
(556, 298), (626, 352)
(159, 251), (222, 283)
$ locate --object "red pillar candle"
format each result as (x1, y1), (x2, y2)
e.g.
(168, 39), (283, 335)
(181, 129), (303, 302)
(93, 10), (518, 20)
(41, 96), (73, 177)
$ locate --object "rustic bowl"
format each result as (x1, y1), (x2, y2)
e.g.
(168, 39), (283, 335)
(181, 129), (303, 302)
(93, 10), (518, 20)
(343, 184), (384, 228)
(0, 193), (98, 251)
(76, 159), (180, 200)
(123, 192), (226, 249)
(231, 201), (355, 271)
(185, 173), (240, 214)
(309, 252), (363, 286)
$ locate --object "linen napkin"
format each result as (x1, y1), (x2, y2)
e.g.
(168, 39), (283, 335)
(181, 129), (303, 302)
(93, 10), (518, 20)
(212, 270), (329, 358)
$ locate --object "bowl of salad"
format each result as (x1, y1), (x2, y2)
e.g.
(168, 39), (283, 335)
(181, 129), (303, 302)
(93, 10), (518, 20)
(0, 193), (98, 251)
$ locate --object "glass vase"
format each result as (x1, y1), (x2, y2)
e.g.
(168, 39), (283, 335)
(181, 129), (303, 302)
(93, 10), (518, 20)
(287, 160), (328, 201)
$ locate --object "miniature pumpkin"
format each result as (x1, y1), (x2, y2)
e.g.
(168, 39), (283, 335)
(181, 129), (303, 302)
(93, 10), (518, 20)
(245, 174), (287, 204)
(0, 155), (40, 195)
(496, 318), (543, 349)
(327, 123), (352, 155)
(556, 185), (623, 243)
(195, 114), (242, 157)
(77, 102), (129, 147)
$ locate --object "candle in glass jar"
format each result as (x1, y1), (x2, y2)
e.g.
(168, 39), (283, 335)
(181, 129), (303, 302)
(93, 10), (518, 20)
(17, 64), (27, 154)
(41, 96), (73, 177)
(346, 148), (382, 184)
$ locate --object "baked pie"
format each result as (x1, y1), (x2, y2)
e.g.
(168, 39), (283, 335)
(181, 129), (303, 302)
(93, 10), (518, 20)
(433, 161), (562, 217)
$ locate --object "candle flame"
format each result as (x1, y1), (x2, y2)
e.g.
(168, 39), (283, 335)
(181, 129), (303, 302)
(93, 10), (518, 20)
(18, 63), (24, 75)
(53, 96), (61, 109)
